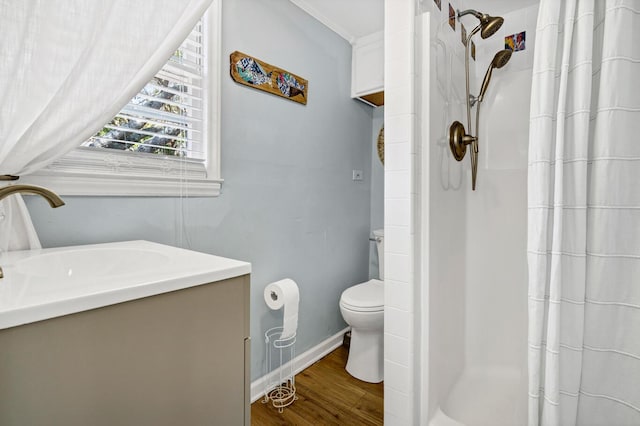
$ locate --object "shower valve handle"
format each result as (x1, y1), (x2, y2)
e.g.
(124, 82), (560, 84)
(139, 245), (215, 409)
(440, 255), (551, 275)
(449, 121), (476, 161)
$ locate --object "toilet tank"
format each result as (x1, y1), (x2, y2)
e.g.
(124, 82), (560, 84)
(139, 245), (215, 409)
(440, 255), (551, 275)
(373, 229), (384, 280)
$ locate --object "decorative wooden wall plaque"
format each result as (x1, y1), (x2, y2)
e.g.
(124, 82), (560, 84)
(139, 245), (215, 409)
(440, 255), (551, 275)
(230, 51), (308, 105)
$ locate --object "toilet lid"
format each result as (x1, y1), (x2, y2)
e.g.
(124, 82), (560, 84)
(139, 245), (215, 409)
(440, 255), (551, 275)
(340, 279), (384, 312)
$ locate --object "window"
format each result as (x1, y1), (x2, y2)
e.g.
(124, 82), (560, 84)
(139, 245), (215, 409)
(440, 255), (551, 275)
(23, 3), (221, 197)
(85, 31), (205, 160)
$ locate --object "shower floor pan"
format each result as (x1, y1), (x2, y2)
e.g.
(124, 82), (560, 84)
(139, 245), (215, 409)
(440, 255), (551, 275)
(430, 365), (527, 426)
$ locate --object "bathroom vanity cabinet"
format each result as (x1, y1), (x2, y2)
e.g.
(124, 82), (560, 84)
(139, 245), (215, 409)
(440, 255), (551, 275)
(0, 274), (251, 426)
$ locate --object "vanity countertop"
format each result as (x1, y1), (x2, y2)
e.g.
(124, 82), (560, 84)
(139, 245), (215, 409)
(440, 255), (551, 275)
(0, 240), (251, 330)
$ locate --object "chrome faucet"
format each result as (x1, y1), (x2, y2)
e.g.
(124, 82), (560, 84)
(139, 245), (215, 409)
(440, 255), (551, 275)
(0, 184), (65, 278)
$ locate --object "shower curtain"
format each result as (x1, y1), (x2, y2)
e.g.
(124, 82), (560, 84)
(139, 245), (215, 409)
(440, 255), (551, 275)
(528, 0), (640, 425)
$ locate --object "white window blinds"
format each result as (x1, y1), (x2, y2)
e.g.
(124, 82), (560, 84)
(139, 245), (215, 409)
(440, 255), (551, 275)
(83, 19), (205, 161)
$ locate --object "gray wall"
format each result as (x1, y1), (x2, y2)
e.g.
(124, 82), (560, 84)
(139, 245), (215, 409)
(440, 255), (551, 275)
(369, 107), (384, 279)
(25, 0), (375, 381)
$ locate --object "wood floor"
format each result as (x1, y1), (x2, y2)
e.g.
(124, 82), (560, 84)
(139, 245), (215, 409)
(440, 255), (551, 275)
(251, 346), (383, 425)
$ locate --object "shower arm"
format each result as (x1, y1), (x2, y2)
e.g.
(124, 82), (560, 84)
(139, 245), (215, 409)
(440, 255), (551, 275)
(458, 9), (484, 20)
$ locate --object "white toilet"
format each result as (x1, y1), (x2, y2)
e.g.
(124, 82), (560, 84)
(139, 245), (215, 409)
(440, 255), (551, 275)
(339, 229), (384, 383)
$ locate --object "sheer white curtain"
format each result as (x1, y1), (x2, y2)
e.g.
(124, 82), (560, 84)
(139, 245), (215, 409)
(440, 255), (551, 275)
(0, 0), (212, 251)
(528, 0), (640, 425)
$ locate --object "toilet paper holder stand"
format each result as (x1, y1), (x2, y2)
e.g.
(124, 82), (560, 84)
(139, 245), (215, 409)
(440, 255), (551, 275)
(262, 326), (298, 412)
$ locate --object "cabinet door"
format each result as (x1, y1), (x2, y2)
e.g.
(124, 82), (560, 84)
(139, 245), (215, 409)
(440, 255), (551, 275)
(352, 31), (384, 97)
(0, 275), (251, 426)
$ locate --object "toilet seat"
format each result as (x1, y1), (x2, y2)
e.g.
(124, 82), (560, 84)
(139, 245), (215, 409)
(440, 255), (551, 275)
(340, 279), (384, 312)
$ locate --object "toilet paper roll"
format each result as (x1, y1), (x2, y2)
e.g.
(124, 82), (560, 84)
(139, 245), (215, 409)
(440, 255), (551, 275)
(264, 278), (299, 340)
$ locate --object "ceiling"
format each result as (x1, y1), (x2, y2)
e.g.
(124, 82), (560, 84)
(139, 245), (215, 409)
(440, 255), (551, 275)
(289, 0), (384, 44)
(289, 0), (539, 44)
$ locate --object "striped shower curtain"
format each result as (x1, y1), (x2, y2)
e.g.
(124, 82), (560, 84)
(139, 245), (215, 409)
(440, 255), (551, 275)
(528, 0), (640, 425)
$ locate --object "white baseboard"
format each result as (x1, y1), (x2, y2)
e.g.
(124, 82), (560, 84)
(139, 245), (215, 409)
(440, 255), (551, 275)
(250, 326), (350, 403)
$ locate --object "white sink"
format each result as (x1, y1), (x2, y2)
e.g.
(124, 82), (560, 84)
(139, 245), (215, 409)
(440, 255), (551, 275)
(14, 247), (171, 279)
(0, 241), (251, 330)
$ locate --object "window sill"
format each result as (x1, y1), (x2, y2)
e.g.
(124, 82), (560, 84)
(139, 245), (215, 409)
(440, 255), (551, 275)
(17, 148), (222, 197)
(19, 172), (222, 197)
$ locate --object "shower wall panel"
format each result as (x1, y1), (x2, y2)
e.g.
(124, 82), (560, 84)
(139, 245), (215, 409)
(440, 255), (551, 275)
(422, 0), (471, 419)
(464, 3), (538, 374)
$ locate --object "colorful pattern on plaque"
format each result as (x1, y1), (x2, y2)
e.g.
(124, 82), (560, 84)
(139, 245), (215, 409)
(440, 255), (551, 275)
(276, 72), (305, 98)
(461, 23), (467, 45)
(235, 57), (273, 86)
(433, 0), (441, 10)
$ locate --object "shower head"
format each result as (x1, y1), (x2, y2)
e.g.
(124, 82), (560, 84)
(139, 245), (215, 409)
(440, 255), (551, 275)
(458, 9), (504, 39)
(477, 49), (512, 102)
(493, 49), (513, 68)
(480, 15), (504, 38)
